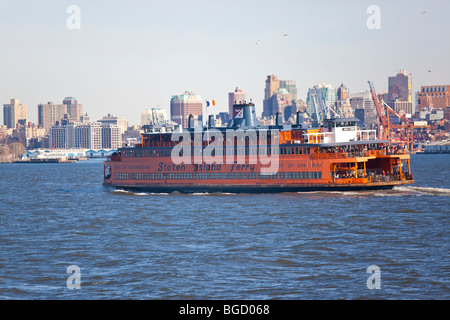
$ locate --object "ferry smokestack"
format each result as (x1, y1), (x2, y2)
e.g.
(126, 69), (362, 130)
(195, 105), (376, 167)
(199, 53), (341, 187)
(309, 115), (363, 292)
(227, 101), (260, 128)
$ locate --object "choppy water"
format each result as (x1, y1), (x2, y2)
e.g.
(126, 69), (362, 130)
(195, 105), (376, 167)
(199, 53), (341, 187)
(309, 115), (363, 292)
(0, 154), (448, 299)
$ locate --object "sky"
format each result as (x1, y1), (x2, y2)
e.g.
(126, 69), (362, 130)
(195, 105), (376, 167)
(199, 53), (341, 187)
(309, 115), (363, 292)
(1, 0), (449, 126)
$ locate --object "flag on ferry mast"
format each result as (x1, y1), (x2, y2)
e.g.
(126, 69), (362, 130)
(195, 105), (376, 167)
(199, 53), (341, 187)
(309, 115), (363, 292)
(206, 100), (215, 107)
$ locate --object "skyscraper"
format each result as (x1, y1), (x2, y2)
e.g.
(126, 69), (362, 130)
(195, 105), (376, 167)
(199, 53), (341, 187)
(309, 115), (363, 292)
(3, 98), (27, 129)
(228, 87), (246, 118)
(262, 75), (279, 118)
(170, 90), (203, 128)
(336, 83), (349, 100)
(388, 70), (412, 103)
(279, 80), (297, 101)
(38, 101), (67, 133)
(63, 97), (83, 123)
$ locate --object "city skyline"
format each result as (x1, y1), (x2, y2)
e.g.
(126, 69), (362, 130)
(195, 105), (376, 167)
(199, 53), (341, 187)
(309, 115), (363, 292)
(1, 0), (449, 126)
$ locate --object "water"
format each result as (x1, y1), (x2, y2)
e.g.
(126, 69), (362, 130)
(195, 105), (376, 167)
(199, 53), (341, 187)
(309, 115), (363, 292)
(0, 155), (448, 300)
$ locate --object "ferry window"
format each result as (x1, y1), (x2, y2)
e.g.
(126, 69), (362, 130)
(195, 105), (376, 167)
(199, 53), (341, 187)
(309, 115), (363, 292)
(318, 172), (322, 179)
(314, 172), (318, 179)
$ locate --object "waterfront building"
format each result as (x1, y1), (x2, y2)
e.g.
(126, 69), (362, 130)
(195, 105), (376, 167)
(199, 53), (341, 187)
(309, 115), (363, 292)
(170, 90), (203, 128)
(3, 98), (27, 129)
(49, 122), (121, 149)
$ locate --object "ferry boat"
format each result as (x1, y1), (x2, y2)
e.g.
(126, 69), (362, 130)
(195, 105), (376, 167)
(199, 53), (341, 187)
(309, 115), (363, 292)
(103, 102), (414, 193)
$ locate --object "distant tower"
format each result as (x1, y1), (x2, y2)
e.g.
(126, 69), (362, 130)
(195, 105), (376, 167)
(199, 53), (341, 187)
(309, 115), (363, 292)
(228, 87), (246, 117)
(38, 101), (68, 133)
(262, 75), (280, 118)
(170, 89), (203, 128)
(337, 83), (349, 100)
(388, 70), (412, 102)
(3, 98), (27, 129)
(63, 97), (83, 123)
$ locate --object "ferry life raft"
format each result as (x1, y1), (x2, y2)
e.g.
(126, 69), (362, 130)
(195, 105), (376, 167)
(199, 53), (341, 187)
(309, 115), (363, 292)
(103, 102), (414, 193)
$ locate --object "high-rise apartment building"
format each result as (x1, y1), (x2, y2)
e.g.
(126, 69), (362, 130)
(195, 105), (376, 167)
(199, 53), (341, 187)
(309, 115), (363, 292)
(388, 70), (412, 103)
(63, 97), (83, 123)
(101, 124), (122, 149)
(3, 98), (27, 129)
(170, 90), (203, 128)
(38, 102), (68, 133)
(229, 87), (246, 117)
(416, 85), (450, 111)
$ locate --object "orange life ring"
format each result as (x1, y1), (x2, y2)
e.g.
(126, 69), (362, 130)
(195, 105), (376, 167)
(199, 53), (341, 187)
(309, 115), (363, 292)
(318, 127), (323, 133)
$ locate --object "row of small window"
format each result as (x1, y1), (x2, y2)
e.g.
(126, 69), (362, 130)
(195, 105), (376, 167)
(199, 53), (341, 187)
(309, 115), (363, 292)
(422, 86), (447, 93)
(121, 147), (311, 158)
(114, 171), (322, 180)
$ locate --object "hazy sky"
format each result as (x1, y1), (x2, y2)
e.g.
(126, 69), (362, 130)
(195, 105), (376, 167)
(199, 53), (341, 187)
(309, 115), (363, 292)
(1, 0), (449, 125)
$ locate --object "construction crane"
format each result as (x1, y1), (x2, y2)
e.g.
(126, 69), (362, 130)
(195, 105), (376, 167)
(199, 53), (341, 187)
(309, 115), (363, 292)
(311, 87), (338, 126)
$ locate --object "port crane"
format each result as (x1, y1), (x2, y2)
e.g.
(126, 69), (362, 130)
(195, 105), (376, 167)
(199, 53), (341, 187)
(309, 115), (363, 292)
(368, 81), (428, 151)
(311, 87), (338, 126)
